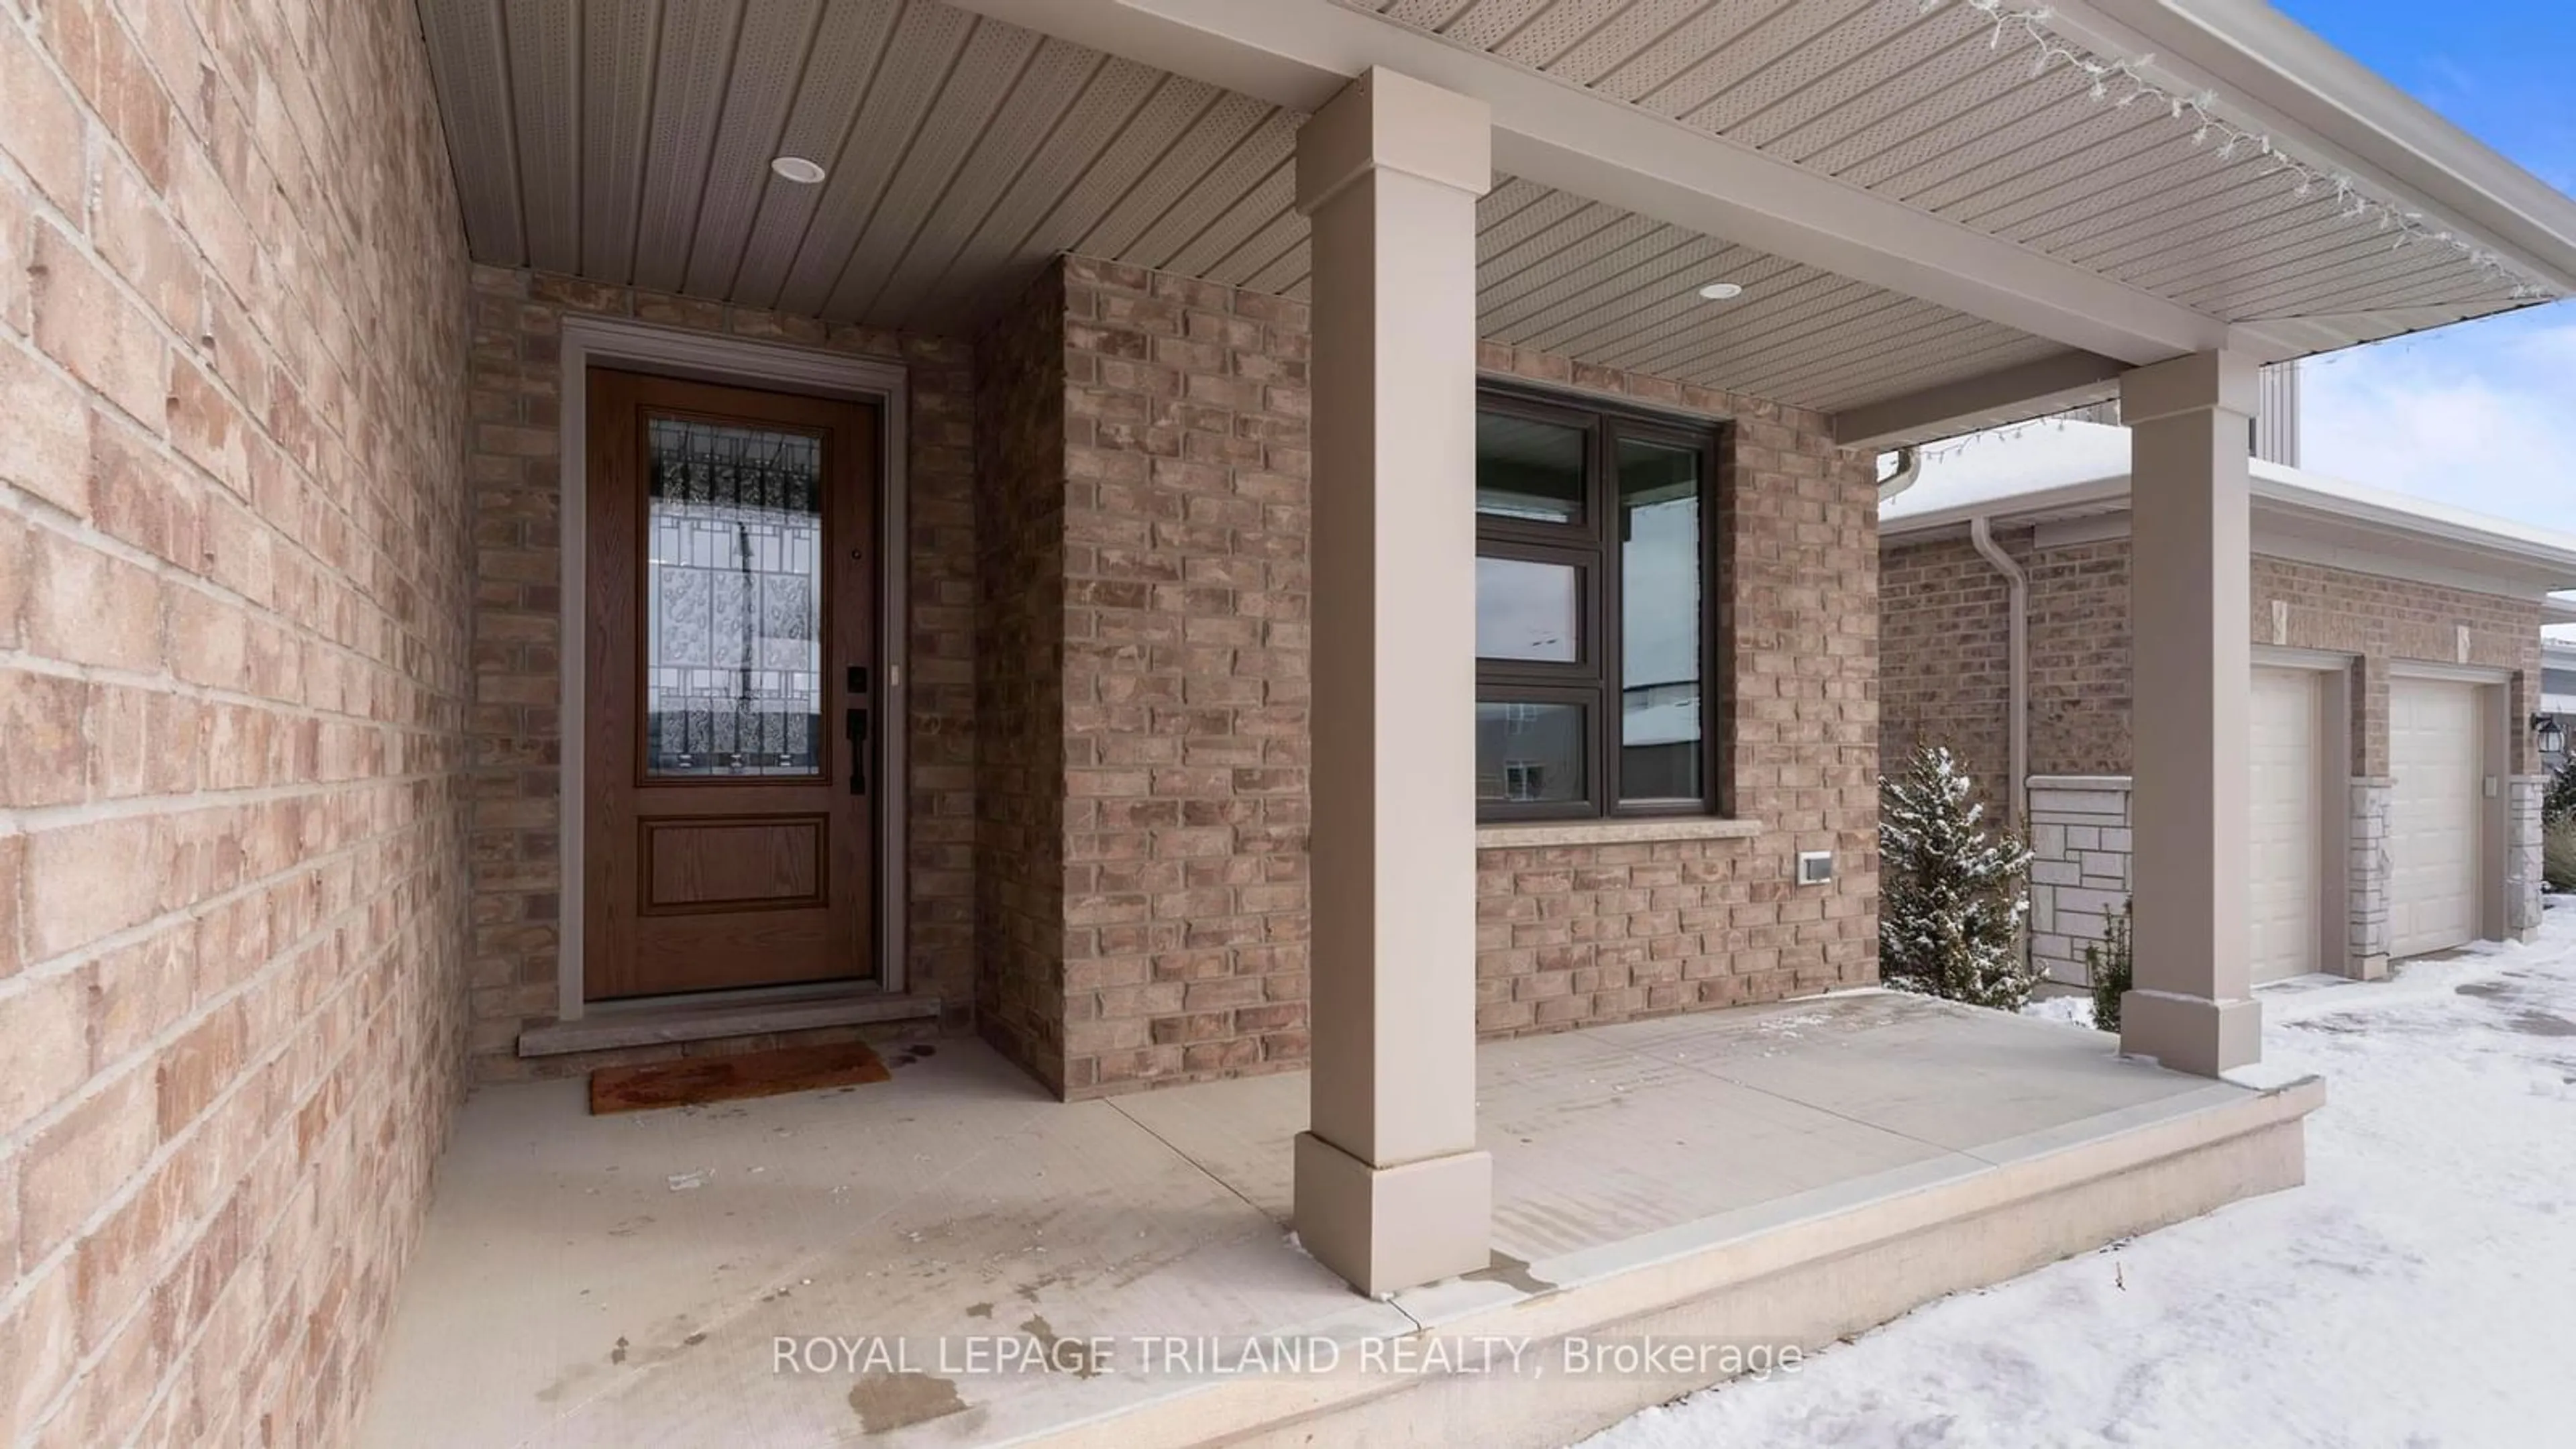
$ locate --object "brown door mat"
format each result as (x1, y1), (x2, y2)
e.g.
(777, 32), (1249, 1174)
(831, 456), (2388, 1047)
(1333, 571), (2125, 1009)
(588, 1040), (892, 1115)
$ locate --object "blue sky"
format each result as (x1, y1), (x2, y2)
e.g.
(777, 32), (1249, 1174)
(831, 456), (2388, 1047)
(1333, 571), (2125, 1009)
(2266, 1), (2576, 537)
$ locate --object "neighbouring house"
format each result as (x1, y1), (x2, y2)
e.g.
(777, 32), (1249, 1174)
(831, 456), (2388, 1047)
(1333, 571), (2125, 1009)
(7, 1), (2576, 1445)
(1882, 418), (2576, 988)
(2542, 627), (2576, 775)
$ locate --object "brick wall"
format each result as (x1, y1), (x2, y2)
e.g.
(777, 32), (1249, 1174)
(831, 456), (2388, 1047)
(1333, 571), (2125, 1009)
(1007, 256), (1317, 1097)
(1882, 523), (2550, 978)
(460, 270), (978, 1080)
(2250, 554), (2542, 778)
(978, 258), (1880, 1097)
(972, 263), (1071, 1090)
(1, 0), (472, 1443)
(1880, 533), (2013, 792)
(2029, 539), (2131, 777)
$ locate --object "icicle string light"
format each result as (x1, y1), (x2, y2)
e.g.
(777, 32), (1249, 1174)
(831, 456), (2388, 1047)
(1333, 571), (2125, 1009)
(1914, 0), (2559, 301)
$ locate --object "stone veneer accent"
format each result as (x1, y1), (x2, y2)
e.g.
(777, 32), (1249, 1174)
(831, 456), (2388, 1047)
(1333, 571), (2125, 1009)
(1884, 524), (2549, 983)
(2349, 777), (2392, 977)
(2027, 778), (2134, 985)
(461, 269), (979, 1080)
(2, 0), (472, 1443)
(2510, 775), (2544, 936)
(967, 257), (1881, 1097)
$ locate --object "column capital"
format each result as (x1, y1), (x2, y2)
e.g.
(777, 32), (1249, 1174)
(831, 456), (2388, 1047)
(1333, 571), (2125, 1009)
(1295, 66), (1492, 215)
(2120, 349), (2259, 426)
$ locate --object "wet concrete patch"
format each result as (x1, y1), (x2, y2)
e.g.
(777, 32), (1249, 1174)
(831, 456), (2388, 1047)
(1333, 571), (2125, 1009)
(2510, 1011), (2576, 1038)
(1018, 1315), (1102, 1377)
(1465, 1250), (1558, 1296)
(848, 1373), (967, 1434)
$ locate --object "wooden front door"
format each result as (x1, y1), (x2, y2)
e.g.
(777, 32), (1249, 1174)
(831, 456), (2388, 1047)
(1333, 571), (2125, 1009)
(584, 370), (877, 1001)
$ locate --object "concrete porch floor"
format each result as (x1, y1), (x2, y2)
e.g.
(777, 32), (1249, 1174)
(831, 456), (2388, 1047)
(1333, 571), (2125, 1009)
(358, 993), (2320, 1448)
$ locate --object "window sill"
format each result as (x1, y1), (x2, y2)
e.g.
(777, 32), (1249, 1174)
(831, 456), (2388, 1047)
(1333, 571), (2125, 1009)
(1474, 816), (1765, 849)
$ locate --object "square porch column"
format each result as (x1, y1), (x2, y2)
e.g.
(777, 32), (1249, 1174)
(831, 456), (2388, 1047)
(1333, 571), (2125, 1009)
(2121, 350), (2262, 1076)
(1290, 68), (1494, 1295)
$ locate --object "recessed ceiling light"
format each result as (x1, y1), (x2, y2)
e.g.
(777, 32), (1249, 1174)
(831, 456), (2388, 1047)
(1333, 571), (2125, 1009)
(771, 156), (827, 184)
(1698, 281), (1744, 300)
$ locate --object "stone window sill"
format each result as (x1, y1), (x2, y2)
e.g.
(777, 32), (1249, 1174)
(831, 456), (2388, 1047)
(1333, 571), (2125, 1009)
(1474, 816), (1765, 849)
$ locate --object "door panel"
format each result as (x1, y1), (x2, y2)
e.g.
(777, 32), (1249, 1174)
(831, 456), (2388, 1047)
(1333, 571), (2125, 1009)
(585, 369), (877, 1000)
(2388, 678), (2481, 959)
(2246, 668), (2321, 983)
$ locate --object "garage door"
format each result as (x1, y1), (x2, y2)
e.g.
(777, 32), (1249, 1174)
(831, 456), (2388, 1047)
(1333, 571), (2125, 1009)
(2388, 678), (2483, 958)
(2247, 668), (2322, 983)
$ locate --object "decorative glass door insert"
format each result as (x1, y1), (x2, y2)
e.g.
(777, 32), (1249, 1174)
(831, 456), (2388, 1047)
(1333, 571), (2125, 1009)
(642, 417), (826, 778)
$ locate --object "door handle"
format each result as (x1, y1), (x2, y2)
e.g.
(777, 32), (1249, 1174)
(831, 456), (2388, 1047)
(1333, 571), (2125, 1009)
(845, 705), (870, 795)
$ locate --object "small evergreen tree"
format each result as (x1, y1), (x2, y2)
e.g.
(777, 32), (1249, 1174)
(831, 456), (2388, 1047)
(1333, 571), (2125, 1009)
(2544, 756), (2576, 826)
(2086, 899), (2133, 1033)
(1878, 744), (2039, 1010)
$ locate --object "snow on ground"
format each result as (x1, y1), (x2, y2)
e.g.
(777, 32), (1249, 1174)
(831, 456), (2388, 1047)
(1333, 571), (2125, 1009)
(2019, 993), (2096, 1030)
(1585, 905), (2576, 1448)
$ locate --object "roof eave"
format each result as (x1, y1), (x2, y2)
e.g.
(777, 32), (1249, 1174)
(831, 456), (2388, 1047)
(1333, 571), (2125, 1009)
(2054, 0), (2576, 292)
(1884, 471), (2576, 588)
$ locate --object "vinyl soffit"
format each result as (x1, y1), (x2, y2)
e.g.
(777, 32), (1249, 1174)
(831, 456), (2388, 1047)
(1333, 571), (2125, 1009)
(411, 0), (2532, 419)
(1352, 0), (2531, 323)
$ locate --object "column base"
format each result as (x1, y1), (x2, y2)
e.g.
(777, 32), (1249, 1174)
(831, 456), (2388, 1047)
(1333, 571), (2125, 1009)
(1292, 1132), (1491, 1297)
(2120, 989), (2261, 1077)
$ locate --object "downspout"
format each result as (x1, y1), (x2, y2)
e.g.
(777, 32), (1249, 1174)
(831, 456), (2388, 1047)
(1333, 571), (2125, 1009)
(1878, 445), (1921, 504)
(1968, 515), (2029, 833)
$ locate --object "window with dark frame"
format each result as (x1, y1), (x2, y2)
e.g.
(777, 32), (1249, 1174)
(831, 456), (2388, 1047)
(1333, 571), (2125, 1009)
(1474, 388), (1723, 822)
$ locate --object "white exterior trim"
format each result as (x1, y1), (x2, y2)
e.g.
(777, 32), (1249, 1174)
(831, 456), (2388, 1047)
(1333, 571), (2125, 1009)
(2384, 659), (2512, 686)
(553, 315), (911, 1024)
(2251, 645), (2356, 673)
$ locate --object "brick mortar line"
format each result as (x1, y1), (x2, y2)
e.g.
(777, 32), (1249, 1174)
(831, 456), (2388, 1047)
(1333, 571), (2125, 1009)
(0, 761), (458, 845)
(0, 641), (470, 735)
(0, 765), (464, 1000)
(0, 469), (477, 710)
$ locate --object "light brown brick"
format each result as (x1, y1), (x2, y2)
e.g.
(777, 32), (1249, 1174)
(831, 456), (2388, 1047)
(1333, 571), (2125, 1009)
(0, 340), (93, 518)
(0, 667), (86, 807)
(18, 1069), (154, 1265)
(31, 225), (166, 427)
(22, 527), (161, 670)
(0, 17), (87, 212)
(22, 816), (160, 959)
(0, 967), (91, 1140)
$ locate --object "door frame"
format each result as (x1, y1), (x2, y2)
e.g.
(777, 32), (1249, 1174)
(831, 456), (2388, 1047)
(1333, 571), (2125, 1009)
(2251, 647), (2353, 978)
(555, 315), (910, 1022)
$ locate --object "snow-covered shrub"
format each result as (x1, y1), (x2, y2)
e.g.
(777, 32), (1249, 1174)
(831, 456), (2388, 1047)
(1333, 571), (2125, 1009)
(1878, 744), (2038, 1010)
(2546, 816), (2576, 895)
(2086, 899), (2132, 1033)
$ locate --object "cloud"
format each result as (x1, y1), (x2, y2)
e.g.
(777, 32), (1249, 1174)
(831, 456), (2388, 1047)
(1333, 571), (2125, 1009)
(2297, 307), (2576, 537)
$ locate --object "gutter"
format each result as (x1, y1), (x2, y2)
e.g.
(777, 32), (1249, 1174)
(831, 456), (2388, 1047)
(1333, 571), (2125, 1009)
(1968, 516), (2029, 833)
(1877, 446), (1921, 505)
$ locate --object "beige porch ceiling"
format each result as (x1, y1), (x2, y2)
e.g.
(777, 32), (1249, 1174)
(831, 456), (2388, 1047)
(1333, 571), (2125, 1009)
(1354, 0), (2533, 327)
(415, 0), (2072, 412)
(414, 0), (2567, 425)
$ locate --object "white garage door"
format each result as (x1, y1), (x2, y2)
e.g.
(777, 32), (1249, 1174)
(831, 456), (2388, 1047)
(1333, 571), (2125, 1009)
(2247, 668), (2322, 983)
(2389, 678), (2483, 959)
